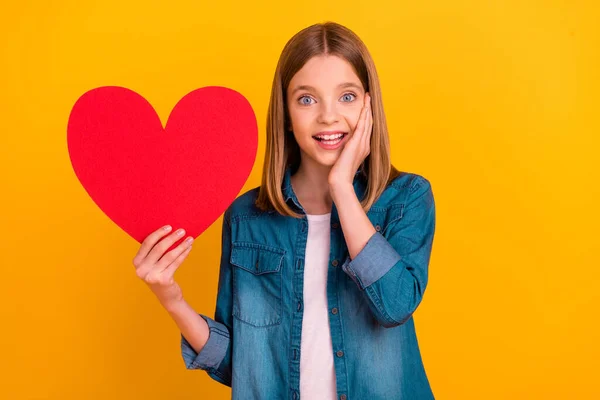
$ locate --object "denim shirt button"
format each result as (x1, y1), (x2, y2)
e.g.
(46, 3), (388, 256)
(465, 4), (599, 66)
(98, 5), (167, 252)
(332, 259), (339, 267)
(375, 224), (381, 231)
(331, 307), (338, 314)
(340, 395), (347, 400)
(336, 350), (344, 357)
(297, 301), (302, 311)
(332, 222), (339, 229)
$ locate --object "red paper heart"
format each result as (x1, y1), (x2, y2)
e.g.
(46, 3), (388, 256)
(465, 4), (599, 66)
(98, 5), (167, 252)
(67, 86), (257, 251)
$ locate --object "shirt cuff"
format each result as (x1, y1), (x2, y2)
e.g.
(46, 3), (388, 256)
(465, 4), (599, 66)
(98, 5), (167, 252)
(341, 231), (402, 290)
(181, 314), (230, 370)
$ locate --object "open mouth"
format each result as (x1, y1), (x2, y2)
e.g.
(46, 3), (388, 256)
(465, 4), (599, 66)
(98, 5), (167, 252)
(312, 133), (348, 145)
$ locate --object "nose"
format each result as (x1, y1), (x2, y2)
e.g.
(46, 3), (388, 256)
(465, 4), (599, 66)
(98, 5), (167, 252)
(317, 100), (340, 125)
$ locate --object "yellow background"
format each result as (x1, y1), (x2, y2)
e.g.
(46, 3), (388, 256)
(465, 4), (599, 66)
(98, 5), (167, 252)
(1, 0), (599, 399)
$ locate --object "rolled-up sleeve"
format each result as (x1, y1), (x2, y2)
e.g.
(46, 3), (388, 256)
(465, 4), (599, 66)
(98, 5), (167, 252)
(341, 177), (436, 328)
(181, 315), (230, 371)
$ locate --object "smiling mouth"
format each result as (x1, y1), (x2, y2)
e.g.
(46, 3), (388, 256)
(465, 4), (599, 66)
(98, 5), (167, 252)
(312, 133), (348, 142)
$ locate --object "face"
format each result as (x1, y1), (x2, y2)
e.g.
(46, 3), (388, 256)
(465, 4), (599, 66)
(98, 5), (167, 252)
(286, 54), (366, 168)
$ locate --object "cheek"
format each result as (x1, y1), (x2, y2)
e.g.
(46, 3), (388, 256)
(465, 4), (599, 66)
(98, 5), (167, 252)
(344, 110), (362, 132)
(289, 109), (313, 130)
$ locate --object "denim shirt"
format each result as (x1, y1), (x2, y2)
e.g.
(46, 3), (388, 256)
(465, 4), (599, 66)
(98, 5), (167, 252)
(181, 165), (436, 400)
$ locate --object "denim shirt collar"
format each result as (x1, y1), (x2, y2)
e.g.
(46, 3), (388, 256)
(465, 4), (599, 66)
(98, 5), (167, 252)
(281, 165), (367, 214)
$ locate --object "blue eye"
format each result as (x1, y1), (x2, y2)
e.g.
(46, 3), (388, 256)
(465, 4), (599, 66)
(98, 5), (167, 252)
(341, 93), (356, 102)
(298, 96), (315, 105)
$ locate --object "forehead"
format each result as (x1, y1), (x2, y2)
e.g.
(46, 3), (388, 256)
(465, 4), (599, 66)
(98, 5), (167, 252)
(288, 55), (363, 93)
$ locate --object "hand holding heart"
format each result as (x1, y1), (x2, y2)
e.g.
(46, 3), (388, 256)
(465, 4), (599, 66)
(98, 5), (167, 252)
(132, 225), (193, 309)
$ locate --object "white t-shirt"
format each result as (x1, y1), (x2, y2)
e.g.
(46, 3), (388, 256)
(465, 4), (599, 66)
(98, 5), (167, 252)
(300, 212), (337, 400)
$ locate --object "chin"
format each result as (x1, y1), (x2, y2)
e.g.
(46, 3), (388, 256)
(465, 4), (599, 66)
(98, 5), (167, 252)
(299, 145), (342, 168)
(314, 153), (340, 168)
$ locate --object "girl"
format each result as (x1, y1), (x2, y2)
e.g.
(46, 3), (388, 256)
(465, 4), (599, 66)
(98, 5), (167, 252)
(133, 21), (436, 400)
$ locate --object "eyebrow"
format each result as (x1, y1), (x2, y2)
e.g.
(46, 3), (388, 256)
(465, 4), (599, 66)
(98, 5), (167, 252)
(290, 82), (363, 96)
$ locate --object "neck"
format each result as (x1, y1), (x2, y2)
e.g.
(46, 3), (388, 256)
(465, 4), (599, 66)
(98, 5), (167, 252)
(290, 161), (333, 215)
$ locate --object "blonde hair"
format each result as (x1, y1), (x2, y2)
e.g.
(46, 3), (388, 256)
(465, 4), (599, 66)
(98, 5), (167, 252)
(255, 21), (402, 218)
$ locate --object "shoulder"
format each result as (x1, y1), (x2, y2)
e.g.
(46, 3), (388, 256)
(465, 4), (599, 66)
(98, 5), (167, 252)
(391, 172), (433, 206)
(223, 185), (266, 224)
(390, 171), (431, 192)
(374, 171), (433, 209)
(367, 171), (434, 234)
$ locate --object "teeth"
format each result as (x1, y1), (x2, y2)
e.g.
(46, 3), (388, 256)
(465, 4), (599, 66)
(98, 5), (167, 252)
(315, 133), (344, 140)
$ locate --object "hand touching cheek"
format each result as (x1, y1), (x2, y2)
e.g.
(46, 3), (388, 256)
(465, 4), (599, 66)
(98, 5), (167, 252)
(328, 92), (373, 188)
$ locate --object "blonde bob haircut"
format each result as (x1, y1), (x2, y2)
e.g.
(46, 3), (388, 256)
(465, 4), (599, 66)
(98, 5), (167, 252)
(255, 21), (402, 218)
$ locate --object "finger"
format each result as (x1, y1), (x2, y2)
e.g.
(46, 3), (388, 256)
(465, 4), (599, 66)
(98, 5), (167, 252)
(352, 96), (369, 141)
(162, 245), (193, 279)
(156, 235), (194, 271)
(362, 93), (370, 123)
(138, 234), (192, 279)
(134, 225), (173, 266)
(360, 94), (370, 138)
(355, 94), (370, 144)
(362, 96), (373, 149)
(147, 228), (189, 264)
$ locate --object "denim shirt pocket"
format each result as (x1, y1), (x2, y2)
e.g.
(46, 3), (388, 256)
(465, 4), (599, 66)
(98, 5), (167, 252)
(365, 204), (404, 237)
(230, 242), (285, 327)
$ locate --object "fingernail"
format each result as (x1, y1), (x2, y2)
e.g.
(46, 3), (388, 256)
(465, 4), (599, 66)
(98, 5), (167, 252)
(164, 225), (172, 231)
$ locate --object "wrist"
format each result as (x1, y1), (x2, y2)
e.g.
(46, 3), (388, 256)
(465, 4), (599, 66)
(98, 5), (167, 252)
(330, 182), (354, 200)
(163, 297), (188, 314)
